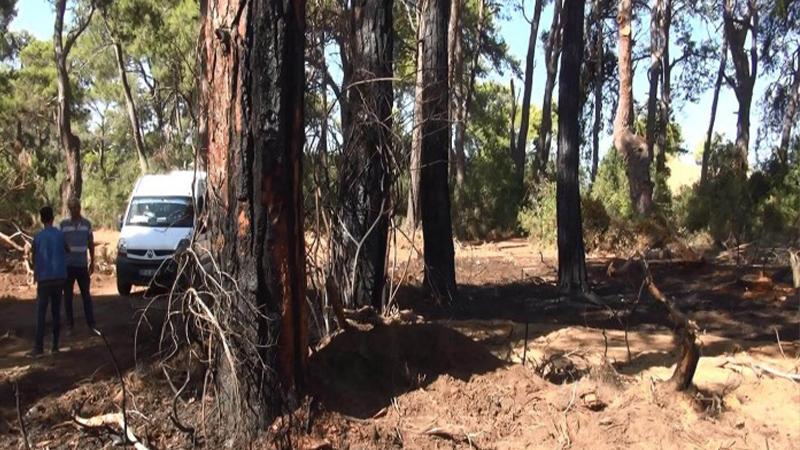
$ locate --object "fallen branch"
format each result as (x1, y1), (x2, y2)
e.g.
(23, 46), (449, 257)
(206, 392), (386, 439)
(752, 363), (800, 383)
(640, 259), (701, 390)
(74, 413), (149, 450)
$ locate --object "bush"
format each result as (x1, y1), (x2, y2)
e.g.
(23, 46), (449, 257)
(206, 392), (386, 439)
(591, 148), (633, 220)
(517, 180), (556, 245)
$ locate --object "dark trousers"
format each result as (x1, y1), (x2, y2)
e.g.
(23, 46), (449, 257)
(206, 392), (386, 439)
(34, 282), (62, 352)
(64, 266), (95, 328)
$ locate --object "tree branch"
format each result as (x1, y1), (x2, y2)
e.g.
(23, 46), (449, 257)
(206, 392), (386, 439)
(64, 3), (95, 56)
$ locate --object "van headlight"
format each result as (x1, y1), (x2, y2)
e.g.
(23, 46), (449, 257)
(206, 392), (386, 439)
(176, 238), (190, 253)
(117, 238), (127, 256)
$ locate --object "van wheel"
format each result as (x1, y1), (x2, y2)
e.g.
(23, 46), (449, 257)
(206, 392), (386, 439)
(117, 280), (132, 296)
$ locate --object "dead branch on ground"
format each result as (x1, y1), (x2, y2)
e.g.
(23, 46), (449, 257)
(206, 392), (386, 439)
(74, 413), (149, 450)
(640, 259), (701, 390)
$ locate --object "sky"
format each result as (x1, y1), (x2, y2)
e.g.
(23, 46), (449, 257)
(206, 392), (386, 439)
(11, 0), (766, 166)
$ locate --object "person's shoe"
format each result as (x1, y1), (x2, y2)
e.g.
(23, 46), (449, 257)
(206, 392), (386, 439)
(50, 348), (60, 355)
(26, 349), (43, 358)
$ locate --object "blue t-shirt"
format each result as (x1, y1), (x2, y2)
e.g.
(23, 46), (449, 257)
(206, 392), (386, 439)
(33, 226), (67, 282)
(60, 217), (93, 268)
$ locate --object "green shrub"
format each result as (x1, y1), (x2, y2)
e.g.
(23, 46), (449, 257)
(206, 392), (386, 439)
(591, 148), (633, 220)
(517, 180), (556, 245)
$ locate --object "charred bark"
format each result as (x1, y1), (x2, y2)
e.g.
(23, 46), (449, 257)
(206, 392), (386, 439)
(336, 0), (394, 310)
(556, 0), (588, 293)
(406, 2), (425, 229)
(614, 0), (653, 216)
(419, 0), (457, 302)
(201, 0), (308, 438)
(533, 0), (563, 181)
(515, 0), (544, 192)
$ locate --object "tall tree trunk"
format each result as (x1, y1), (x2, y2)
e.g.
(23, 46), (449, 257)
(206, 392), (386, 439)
(336, 0), (394, 310)
(54, 0), (91, 213)
(590, 1), (603, 185)
(655, 0), (670, 186)
(448, 0), (465, 187)
(778, 52), (800, 167)
(723, 0), (758, 173)
(645, 0), (663, 181)
(614, 0), (653, 215)
(534, 0), (563, 181)
(201, 0), (308, 438)
(406, 3), (425, 229)
(515, 0), (544, 192)
(419, 0), (456, 302)
(457, 0), (485, 178)
(557, 0), (588, 293)
(701, 40), (728, 185)
(509, 78), (517, 154)
(111, 38), (149, 173)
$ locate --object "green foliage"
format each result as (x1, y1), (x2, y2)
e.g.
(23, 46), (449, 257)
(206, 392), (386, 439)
(452, 82), (521, 239)
(517, 180), (556, 244)
(591, 148), (633, 220)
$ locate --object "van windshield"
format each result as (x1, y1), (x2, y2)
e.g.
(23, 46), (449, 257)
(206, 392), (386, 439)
(126, 197), (194, 228)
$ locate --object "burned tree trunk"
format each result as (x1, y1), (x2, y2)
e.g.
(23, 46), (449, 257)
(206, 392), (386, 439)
(723, 0), (758, 173)
(336, 0), (394, 310)
(515, 0), (543, 192)
(701, 40), (728, 186)
(556, 0), (588, 293)
(407, 2), (425, 229)
(533, 0), (563, 181)
(614, 0), (653, 215)
(419, 0), (457, 302)
(54, 0), (92, 212)
(201, 0), (308, 438)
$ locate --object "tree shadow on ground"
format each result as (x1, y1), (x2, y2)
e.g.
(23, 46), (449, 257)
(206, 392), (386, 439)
(395, 259), (799, 343)
(307, 323), (508, 418)
(0, 292), (164, 422)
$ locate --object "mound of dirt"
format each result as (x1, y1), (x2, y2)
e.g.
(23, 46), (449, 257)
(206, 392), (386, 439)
(308, 323), (505, 418)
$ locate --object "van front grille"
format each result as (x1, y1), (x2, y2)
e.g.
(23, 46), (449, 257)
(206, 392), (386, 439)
(127, 249), (174, 257)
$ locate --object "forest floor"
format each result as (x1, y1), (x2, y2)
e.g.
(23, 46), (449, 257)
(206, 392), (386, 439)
(0, 232), (798, 449)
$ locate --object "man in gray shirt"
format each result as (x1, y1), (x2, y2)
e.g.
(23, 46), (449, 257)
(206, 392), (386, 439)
(61, 197), (96, 331)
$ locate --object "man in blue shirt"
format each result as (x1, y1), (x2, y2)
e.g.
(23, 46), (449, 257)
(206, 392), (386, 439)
(60, 197), (96, 331)
(30, 206), (67, 356)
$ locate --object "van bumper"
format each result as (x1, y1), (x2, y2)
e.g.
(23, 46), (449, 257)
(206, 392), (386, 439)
(116, 255), (178, 287)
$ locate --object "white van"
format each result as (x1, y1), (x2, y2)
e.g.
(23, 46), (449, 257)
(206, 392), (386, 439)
(115, 170), (206, 295)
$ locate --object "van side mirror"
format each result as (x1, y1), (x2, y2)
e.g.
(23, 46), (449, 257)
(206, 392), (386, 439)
(117, 214), (124, 230)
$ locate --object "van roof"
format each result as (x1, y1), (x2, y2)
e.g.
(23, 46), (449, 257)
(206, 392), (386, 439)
(132, 170), (207, 198)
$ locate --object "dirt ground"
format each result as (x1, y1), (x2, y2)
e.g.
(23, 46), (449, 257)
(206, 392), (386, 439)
(1, 232), (798, 449)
